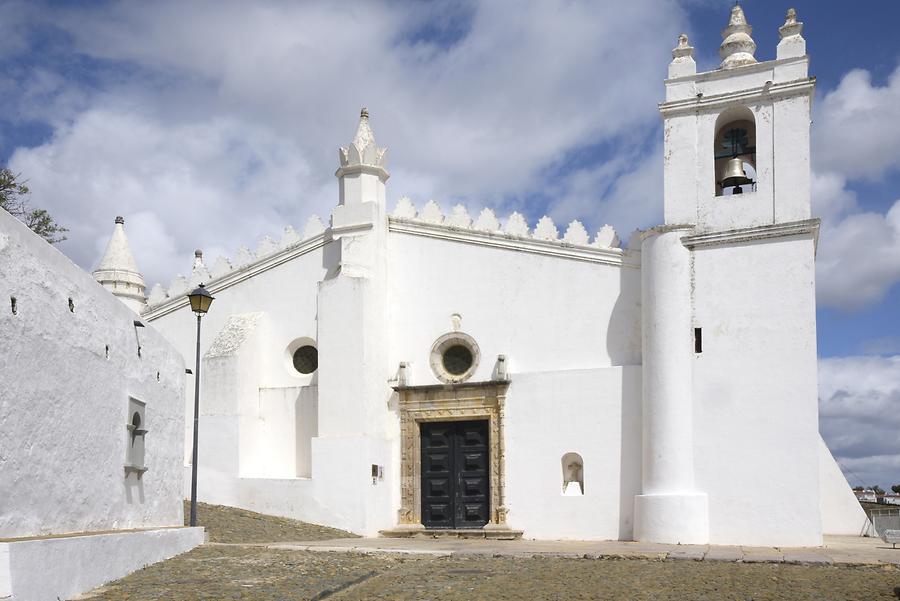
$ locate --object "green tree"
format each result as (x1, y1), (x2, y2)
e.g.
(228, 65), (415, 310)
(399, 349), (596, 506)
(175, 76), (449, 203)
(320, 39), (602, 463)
(891, 484), (900, 495)
(873, 485), (885, 495)
(0, 168), (68, 244)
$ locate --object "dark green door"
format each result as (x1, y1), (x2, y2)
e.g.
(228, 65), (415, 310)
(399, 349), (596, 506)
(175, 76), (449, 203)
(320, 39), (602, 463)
(420, 420), (490, 528)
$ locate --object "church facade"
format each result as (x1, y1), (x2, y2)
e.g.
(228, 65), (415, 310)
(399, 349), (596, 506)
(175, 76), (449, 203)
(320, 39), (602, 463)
(96, 6), (867, 546)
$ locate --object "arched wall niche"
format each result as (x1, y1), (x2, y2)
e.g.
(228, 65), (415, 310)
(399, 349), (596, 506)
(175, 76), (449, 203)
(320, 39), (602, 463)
(714, 106), (757, 197)
(561, 452), (584, 496)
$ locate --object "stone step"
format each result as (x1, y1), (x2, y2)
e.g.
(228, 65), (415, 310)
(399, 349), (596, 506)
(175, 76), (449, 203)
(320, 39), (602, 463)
(380, 528), (523, 540)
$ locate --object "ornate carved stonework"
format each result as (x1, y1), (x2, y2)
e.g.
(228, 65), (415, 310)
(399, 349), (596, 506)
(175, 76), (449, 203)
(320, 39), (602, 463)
(396, 381), (510, 528)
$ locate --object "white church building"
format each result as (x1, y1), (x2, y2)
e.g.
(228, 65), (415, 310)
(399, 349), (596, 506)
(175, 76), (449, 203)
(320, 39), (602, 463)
(93, 6), (867, 547)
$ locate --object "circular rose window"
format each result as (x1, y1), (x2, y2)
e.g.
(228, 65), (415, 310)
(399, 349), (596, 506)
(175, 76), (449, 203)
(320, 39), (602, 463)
(430, 333), (480, 383)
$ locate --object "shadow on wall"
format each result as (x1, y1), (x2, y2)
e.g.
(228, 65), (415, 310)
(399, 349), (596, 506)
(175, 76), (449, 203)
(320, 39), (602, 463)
(322, 238), (341, 281)
(613, 257), (643, 539)
(606, 262), (641, 367)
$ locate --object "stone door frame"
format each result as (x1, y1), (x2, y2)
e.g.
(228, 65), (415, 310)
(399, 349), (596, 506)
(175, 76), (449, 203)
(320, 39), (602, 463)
(396, 381), (510, 529)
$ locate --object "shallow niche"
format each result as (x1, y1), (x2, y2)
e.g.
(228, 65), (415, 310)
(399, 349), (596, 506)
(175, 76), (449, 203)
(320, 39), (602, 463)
(561, 452), (584, 496)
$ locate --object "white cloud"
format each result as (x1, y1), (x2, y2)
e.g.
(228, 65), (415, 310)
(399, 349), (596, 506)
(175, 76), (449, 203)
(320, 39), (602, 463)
(807, 65), (900, 311)
(9, 108), (315, 286)
(545, 141), (663, 239)
(6, 0), (687, 284)
(813, 172), (900, 311)
(819, 355), (900, 488)
(814, 67), (900, 181)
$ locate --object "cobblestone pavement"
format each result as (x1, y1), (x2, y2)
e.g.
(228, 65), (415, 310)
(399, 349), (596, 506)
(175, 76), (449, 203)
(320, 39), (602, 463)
(183, 501), (358, 544)
(77, 505), (900, 600)
(80, 546), (900, 600)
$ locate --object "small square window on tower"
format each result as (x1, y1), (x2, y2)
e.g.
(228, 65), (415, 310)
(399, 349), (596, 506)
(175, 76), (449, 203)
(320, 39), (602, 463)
(125, 397), (148, 477)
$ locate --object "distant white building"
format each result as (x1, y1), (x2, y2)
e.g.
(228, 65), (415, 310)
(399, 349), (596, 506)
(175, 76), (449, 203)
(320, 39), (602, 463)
(97, 6), (868, 546)
(0, 209), (203, 601)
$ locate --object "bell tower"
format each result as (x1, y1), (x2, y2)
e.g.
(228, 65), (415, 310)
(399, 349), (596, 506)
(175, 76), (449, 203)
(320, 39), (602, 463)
(636, 6), (824, 547)
(660, 5), (814, 231)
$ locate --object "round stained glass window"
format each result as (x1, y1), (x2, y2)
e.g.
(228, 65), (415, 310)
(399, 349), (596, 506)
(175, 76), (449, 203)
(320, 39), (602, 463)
(442, 344), (473, 375)
(292, 345), (318, 374)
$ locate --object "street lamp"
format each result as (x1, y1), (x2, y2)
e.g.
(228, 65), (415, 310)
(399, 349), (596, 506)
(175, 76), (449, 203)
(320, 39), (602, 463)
(187, 283), (214, 528)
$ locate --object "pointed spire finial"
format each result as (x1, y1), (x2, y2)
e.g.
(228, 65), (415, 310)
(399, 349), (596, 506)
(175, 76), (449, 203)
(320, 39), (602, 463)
(719, 3), (757, 69)
(93, 215), (147, 313)
(338, 106), (388, 171)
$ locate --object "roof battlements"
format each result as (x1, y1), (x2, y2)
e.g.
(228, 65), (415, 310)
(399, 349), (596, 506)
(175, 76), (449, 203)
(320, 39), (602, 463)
(143, 198), (632, 316)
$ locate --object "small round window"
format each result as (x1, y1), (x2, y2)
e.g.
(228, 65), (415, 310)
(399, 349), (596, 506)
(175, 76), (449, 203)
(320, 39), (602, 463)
(442, 344), (473, 375)
(292, 345), (318, 374)
(430, 332), (480, 384)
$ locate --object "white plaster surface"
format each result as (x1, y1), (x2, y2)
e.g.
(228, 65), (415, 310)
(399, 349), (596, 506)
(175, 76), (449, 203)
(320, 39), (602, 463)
(692, 237), (821, 547)
(0, 527), (203, 601)
(504, 368), (642, 540)
(819, 436), (871, 536)
(0, 209), (186, 539)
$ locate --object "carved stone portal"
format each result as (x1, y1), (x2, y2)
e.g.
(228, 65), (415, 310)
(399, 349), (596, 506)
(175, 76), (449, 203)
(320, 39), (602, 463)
(396, 381), (509, 529)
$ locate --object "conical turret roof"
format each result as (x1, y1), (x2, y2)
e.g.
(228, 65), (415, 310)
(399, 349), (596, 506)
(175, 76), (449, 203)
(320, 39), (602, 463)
(93, 216), (146, 313)
(96, 216), (141, 274)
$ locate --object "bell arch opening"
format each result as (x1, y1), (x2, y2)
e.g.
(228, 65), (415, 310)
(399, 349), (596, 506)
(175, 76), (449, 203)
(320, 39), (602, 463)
(714, 107), (757, 197)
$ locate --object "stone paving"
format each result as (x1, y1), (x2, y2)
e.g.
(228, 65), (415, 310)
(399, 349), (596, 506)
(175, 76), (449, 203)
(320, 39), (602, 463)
(270, 533), (900, 566)
(77, 504), (900, 600)
(184, 501), (358, 544)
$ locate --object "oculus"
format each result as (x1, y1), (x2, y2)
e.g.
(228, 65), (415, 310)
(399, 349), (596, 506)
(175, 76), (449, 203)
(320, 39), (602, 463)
(430, 332), (480, 384)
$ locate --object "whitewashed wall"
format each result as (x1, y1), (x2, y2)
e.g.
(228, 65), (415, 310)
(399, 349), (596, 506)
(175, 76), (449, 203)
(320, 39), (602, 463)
(504, 368), (642, 540)
(0, 209), (185, 538)
(148, 245), (326, 466)
(387, 231), (643, 538)
(818, 436), (871, 536)
(386, 233), (642, 383)
(692, 236), (821, 547)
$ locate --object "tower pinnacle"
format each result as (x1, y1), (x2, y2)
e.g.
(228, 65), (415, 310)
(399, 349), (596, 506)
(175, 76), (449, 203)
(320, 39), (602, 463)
(719, 3), (757, 69)
(339, 107), (388, 171)
(93, 216), (147, 313)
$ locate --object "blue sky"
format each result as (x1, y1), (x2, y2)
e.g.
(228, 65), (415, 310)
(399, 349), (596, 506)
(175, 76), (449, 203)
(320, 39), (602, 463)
(1, 0), (899, 488)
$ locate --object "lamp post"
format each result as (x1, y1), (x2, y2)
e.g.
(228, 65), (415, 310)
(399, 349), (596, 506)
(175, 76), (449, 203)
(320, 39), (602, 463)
(187, 283), (214, 528)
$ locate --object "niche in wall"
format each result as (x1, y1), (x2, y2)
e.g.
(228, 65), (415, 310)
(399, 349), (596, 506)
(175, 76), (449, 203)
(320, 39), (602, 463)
(561, 452), (584, 496)
(125, 397), (148, 477)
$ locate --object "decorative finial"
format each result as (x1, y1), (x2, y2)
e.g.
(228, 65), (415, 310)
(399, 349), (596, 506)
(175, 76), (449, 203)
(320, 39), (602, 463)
(192, 249), (206, 271)
(115, 216), (124, 225)
(673, 33), (693, 59)
(338, 106), (388, 170)
(719, 3), (757, 69)
(669, 33), (696, 78)
(777, 7), (805, 58)
(779, 7), (803, 39)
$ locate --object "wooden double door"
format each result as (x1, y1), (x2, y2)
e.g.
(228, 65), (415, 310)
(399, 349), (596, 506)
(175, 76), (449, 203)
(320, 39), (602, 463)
(420, 420), (490, 529)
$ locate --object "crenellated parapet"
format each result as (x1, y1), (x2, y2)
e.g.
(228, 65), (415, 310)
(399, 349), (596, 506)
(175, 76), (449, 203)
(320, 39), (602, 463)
(144, 214), (329, 314)
(389, 197), (622, 250)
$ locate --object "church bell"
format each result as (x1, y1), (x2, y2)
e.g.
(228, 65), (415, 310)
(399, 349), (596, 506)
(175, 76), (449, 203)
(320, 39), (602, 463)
(720, 157), (753, 191)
